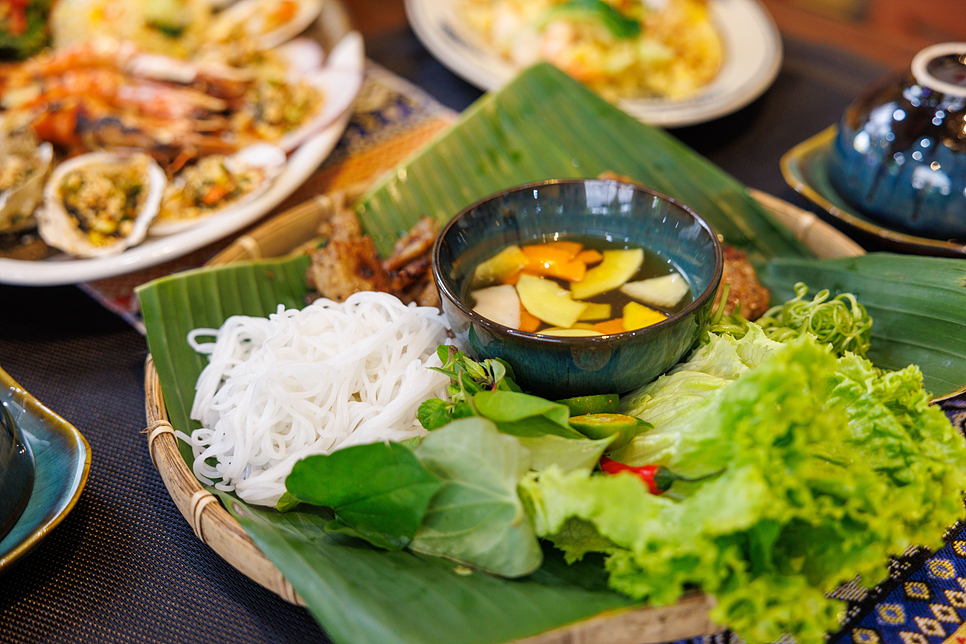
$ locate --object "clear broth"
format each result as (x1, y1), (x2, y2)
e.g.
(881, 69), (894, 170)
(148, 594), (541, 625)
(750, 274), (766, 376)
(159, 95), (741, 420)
(468, 235), (693, 333)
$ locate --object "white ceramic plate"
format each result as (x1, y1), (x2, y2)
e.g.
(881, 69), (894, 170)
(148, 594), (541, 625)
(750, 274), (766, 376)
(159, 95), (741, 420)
(405, 0), (783, 127)
(0, 40), (363, 287)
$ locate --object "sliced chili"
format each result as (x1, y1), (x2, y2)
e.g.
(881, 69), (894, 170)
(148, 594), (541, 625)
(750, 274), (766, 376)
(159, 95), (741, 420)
(599, 457), (722, 495)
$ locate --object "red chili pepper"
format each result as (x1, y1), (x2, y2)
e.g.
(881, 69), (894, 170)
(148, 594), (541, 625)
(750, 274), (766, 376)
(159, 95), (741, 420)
(599, 457), (722, 495)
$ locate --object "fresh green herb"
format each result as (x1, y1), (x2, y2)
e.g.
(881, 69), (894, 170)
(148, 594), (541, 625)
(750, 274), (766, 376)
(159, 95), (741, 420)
(761, 254), (966, 397)
(418, 346), (521, 429)
(410, 417), (543, 577)
(757, 282), (872, 357)
(284, 442), (443, 550)
(474, 390), (586, 439)
(433, 345), (522, 396)
(417, 346), (619, 477)
(537, 0), (642, 40)
(517, 433), (615, 473)
(420, 346), (621, 445)
(708, 281), (872, 358)
(705, 283), (751, 338)
(416, 397), (470, 431)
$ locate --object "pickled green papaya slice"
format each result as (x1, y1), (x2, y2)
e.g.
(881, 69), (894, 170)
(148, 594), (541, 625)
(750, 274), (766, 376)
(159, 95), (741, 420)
(570, 248), (643, 300)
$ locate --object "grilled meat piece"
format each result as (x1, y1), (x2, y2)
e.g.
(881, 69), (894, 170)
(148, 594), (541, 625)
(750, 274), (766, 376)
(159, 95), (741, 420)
(716, 246), (769, 320)
(389, 254), (432, 293)
(307, 237), (391, 303)
(307, 207), (439, 306)
(383, 216), (437, 272)
(318, 204), (364, 242)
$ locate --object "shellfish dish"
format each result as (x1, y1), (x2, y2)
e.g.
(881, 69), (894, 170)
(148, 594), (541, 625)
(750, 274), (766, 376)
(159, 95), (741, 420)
(39, 151), (164, 257)
(0, 0), (363, 271)
(151, 143), (286, 236)
(0, 129), (51, 233)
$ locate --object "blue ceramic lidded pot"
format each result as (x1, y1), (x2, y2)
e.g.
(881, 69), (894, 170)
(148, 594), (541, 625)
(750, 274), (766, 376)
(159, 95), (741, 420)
(828, 43), (966, 240)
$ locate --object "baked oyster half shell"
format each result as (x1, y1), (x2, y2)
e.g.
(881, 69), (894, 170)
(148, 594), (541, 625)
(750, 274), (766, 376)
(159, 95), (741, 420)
(232, 33), (363, 153)
(150, 143), (286, 236)
(38, 151), (165, 258)
(0, 132), (54, 233)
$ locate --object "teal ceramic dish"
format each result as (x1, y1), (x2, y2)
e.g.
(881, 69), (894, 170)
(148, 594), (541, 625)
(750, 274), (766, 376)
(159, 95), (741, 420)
(433, 179), (723, 398)
(0, 400), (34, 541)
(0, 366), (91, 572)
(781, 126), (966, 259)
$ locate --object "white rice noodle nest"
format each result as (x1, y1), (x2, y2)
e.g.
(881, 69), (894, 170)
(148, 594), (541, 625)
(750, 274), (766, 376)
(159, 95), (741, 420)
(148, 143), (287, 236)
(274, 32), (364, 152)
(183, 292), (452, 507)
(37, 150), (166, 258)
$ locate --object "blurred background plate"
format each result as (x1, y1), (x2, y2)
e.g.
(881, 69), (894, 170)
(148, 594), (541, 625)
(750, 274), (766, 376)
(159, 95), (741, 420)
(781, 126), (966, 259)
(405, 0), (782, 127)
(0, 1), (362, 287)
(0, 366), (91, 573)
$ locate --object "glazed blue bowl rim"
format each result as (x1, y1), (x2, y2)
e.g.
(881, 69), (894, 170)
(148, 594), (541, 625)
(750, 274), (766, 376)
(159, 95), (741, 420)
(432, 178), (724, 346)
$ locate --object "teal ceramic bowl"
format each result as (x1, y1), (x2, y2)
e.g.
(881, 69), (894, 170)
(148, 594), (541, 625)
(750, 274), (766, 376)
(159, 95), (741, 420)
(433, 179), (723, 397)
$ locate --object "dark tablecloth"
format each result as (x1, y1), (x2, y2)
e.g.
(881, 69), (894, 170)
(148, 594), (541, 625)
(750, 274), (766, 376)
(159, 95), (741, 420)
(0, 31), (891, 644)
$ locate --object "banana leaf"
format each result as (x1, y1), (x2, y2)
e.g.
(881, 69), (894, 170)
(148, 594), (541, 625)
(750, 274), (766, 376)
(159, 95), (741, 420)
(761, 253), (966, 398)
(139, 255), (313, 463)
(139, 253), (966, 644)
(220, 493), (635, 644)
(356, 63), (810, 265)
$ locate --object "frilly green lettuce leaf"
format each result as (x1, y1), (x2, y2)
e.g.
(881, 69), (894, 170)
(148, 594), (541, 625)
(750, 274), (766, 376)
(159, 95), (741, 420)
(521, 335), (966, 642)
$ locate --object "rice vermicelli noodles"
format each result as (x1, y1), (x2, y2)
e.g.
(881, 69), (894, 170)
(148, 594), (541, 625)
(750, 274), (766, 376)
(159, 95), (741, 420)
(181, 291), (451, 506)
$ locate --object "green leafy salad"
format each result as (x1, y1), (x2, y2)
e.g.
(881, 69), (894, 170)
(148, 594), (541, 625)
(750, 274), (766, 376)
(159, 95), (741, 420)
(279, 284), (966, 642)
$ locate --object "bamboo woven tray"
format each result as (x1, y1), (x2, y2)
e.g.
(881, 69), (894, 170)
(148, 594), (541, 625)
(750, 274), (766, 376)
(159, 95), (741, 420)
(142, 184), (864, 644)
